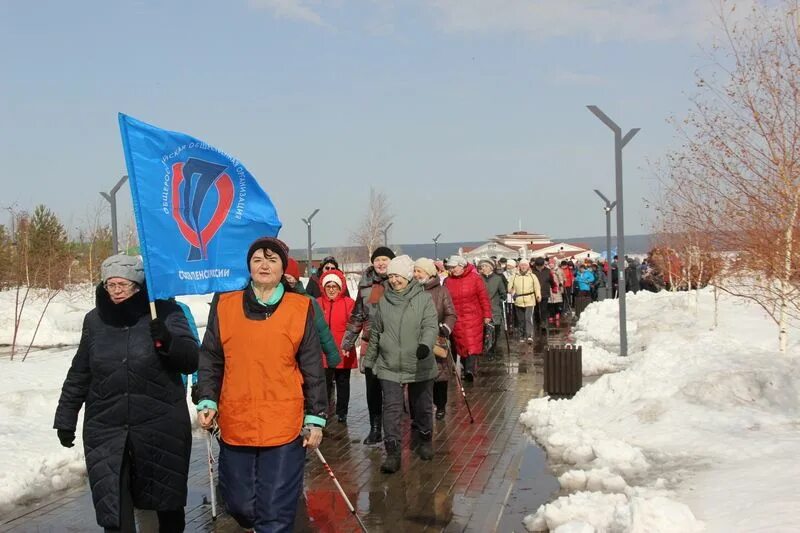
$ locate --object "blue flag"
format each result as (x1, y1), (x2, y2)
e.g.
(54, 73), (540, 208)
(118, 113), (282, 299)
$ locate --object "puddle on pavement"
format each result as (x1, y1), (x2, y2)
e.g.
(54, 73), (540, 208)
(496, 443), (560, 533)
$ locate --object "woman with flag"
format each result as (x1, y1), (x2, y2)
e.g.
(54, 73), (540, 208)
(196, 237), (327, 532)
(54, 254), (199, 532)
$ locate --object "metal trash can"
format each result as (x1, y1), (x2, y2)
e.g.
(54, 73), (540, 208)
(543, 344), (582, 398)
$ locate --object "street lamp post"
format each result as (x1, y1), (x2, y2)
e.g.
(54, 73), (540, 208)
(594, 189), (617, 300)
(100, 175), (129, 254)
(432, 233), (442, 260)
(383, 222), (393, 247)
(587, 105), (639, 357)
(301, 208), (319, 278)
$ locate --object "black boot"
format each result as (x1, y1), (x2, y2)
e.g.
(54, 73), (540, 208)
(381, 439), (401, 474)
(363, 415), (382, 445)
(417, 431), (434, 461)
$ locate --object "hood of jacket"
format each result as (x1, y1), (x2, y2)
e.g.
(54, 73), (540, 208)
(319, 269), (348, 303)
(359, 265), (387, 288)
(422, 276), (441, 291)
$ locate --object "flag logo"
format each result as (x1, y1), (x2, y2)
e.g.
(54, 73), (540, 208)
(170, 158), (234, 261)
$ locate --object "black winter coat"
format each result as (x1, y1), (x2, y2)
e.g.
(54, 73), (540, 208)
(534, 267), (553, 301)
(54, 285), (199, 529)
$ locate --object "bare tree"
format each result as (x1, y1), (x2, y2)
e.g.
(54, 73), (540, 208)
(351, 187), (393, 261)
(655, 0), (800, 352)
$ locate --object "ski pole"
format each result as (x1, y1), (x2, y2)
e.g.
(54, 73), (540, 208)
(204, 429), (218, 520)
(501, 305), (511, 355)
(313, 446), (369, 532)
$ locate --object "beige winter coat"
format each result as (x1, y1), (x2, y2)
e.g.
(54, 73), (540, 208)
(507, 272), (541, 308)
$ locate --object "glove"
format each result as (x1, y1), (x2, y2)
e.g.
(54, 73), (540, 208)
(190, 384), (199, 405)
(358, 356), (367, 374)
(149, 318), (172, 352)
(439, 324), (451, 337)
(416, 344), (430, 360)
(57, 429), (75, 448)
(341, 334), (355, 353)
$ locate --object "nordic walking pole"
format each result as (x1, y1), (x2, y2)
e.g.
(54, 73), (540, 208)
(501, 304), (511, 355)
(446, 346), (474, 423)
(204, 421), (218, 519)
(313, 446), (369, 532)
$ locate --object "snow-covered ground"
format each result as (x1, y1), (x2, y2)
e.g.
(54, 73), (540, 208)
(521, 288), (800, 532)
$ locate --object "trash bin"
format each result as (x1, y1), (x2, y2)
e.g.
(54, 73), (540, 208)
(543, 345), (582, 398)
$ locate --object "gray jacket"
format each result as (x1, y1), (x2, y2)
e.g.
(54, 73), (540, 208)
(363, 280), (439, 384)
(482, 272), (507, 325)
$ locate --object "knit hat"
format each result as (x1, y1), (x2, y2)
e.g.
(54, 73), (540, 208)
(447, 255), (467, 268)
(371, 246), (396, 263)
(247, 237), (289, 271)
(387, 254), (414, 280)
(414, 257), (437, 277)
(321, 272), (343, 288)
(285, 257), (301, 279)
(507, 259), (517, 268)
(320, 256), (339, 270)
(478, 258), (495, 270)
(534, 257), (545, 266)
(101, 254), (144, 285)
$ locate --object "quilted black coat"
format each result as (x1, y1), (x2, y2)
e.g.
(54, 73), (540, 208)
(53, 285), (198, 528)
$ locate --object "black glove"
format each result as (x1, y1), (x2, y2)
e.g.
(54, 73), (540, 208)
(57, 429), (75, 448)
(149, 318), (172, 352)
(190, 384), (199, 405)
(439, 324), (450, 337)
(416, 344), (430, 360)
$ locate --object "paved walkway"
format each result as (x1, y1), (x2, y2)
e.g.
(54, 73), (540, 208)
(1, 329), (566, 533)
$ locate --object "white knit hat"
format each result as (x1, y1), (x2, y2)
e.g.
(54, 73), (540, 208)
(321, 273), (342, 288)
(387, 254), (414, 280)
(414, 257), (437, 277)
(507, 259), (517, 267)
(447, 255), (467, 267)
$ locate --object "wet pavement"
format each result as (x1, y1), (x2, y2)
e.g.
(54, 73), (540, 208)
(0, 328), (568, 533)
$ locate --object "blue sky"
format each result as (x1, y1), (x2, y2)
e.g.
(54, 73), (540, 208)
(0, 0), (744, 250)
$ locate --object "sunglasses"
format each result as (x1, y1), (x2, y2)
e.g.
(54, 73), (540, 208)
(322, 265), (337, 271)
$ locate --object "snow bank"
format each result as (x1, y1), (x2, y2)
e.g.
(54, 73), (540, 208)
(0, 287), (94, 347)
(521, 288), (800, 532)
(0, 349), (87, 510)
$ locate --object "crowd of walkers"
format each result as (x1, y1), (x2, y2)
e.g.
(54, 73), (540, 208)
(53, 239), (649, 532)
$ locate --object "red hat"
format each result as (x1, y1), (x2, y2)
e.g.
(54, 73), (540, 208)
(285, 258), (301, 279)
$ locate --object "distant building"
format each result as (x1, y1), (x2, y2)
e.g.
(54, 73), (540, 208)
(460, 231), (600, 263)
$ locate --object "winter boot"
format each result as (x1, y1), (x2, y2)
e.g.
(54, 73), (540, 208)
(363, 416), (382, 445)
(381, 439), (401, 474)
(417, 431), (434, 461)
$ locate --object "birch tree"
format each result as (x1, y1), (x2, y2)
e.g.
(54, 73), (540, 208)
(657, 0), (800, 352)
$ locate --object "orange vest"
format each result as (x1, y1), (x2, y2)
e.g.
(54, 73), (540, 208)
(216, 290), (310, 447)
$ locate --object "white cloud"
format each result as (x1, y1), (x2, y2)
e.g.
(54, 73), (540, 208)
(247, 0), (327, 26)
(426, 0), (759, 43)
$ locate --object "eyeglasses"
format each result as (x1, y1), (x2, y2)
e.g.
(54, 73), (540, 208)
(104, 281), (136, 291)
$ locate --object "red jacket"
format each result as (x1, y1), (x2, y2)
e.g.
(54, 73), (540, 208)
(316, 269), (357, 369)
(444, 263), (491, 357)
(561, 265), (574, 288)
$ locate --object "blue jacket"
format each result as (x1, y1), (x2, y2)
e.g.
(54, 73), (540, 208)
(176, 300), (200, 387)
(576, 270), (595, 292)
